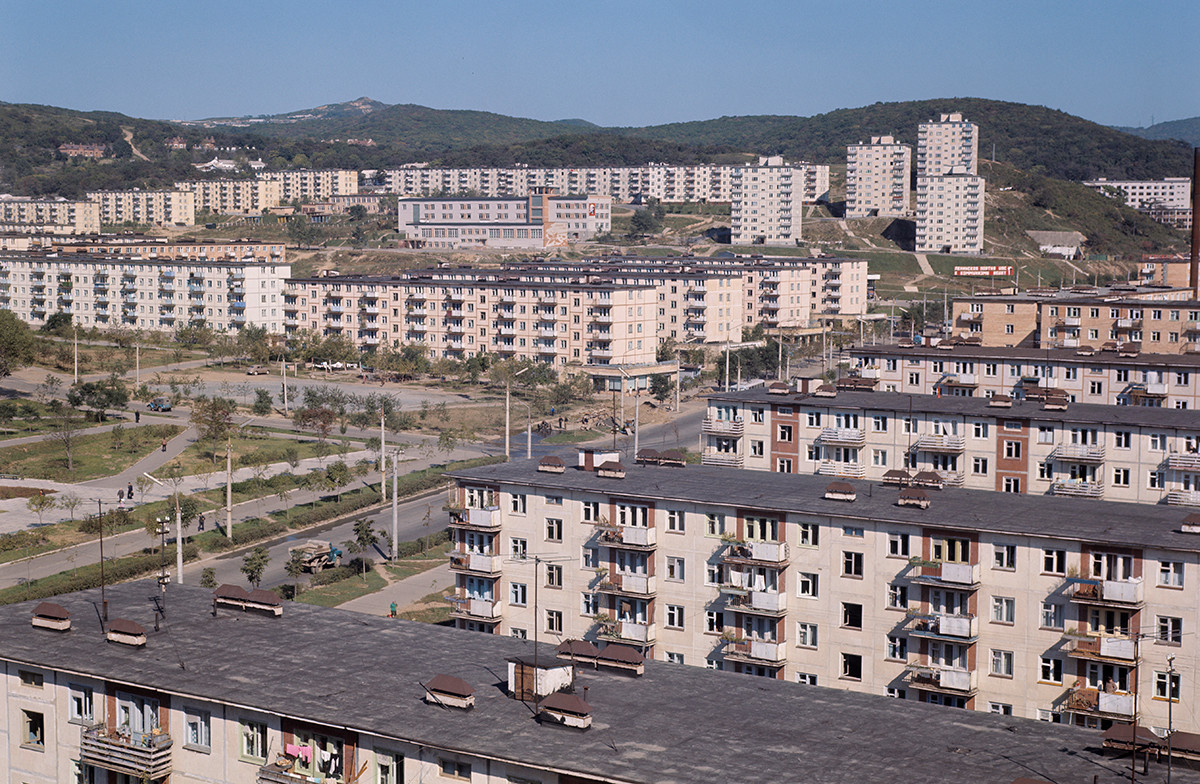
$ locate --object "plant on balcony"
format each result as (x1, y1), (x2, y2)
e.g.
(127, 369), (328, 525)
(719, 531), (744, 544)
(592, 612), (616, 629)
(720, 629), (745, 643)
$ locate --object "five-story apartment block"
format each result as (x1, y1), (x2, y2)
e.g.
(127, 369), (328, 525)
(397, 191), (612, 250)
(258, 169), (359, 202)
(0, 197), (100, 235)
(84, 190), (197, 227)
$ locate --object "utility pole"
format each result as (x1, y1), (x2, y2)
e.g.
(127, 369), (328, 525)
(135, 343), (140, 389)
(674, 354), (681, 413)
(1167, 654), (1176, 784)
(391, 451), (399, 560)
(225, 437), (233, 540)
(97, 499), (107, 623)
(724, 342), (731, 392)
(73, 325), (78, 384)
(380, 408), (386, 478)
(504, 366), (530, 459)
(280, 355), (288, 415)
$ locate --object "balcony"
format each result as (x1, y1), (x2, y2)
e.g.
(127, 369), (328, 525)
(448, 552), (502, 574)
(448, 506), (501, 530)
(1062, 686), (1135, 719)
(1167, 453), (1200, 471)
(1064, 634), (1137, 662)
(80, 723), (172, 781)
(1167, 490), (1200, 507)
(591, 312), (613, 325)
(722, 588), (788, 615)
(701, 450), (744, 468)
(596, 572), (656, 596)
(702, 416), (744, 436)
(1051, 480), (1104, 498)
(447, 594), (503, 620)
(722, 540), (789, 565)
(598, 620), (655, 644)
(597, 525), (657, 548)
(1050, 444), (1106, 463)
(817, 460), (866, 478)
(819, 427), (866, 447)
(914, 433), (966, 453)
(910, 560), (981, 588)
(908, 613), (978, 641)
(724, 639), (787, 664)
(905, 665), (977, 694)
(1068, 577), (1143, 607)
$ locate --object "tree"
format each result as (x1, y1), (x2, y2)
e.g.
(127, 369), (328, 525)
(294, 407), (336, 460)
(628, 206), (663, 237)
(0, 309), (35, 376)
(348, 204), (368, 222)
(199, 567), (218, 589)
(240, 546), (270, 588)
(134, 475), (154, 505)
(47, 401), (83, 472)
(58, 493), (82, 522)
(26, 493), (56, 526)
(39, 312), (73, 335)
(649, 374), (675, 404)
(284, 550), (307, 597)
(252, 388), (273, 416)
(67, 374), (129, 422)
(325, 460), (351, 501)
(350, 519), (379, 579)
(191, 396), (237, 464)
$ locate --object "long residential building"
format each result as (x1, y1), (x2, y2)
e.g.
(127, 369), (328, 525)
(174, 179), (284, 215)
(701, 386), (1200, 506)
(846, 136), (911, 217)
(379, 161), (831, 204)
(397, 191), (612, 250)
(84, 189), (197, 227)
(0, 250), (291, 333)
(448, 455), (1200, 734)
(851, 341), (1200, 410)
(1083, 177), (1192, 210)
(0, 580), (1171, 784)
(258, 168), (359, 202)
(0, 197), (100, 235)
(730, 157), (803, 246)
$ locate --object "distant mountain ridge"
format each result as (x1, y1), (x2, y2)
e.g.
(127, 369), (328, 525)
(1114, 116), (1200, 150)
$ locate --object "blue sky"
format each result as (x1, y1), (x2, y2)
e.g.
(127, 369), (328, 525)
(2, 0), (1196, 128)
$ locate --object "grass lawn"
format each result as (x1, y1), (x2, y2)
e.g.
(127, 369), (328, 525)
(170, 433), (355, 476)
(384, 545), (451, 582)
(397, 587), (454, 624)
(540, 429), (597, 445)
(0, 424), (184, 482)
(295, 569), (387, 607)
(31, 342), (202, 376)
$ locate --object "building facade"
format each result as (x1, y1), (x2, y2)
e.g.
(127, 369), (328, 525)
(0, 250), (291, 333)
(397, 192), (612, 250)
(846, 136), (911, 218)
(1083, 177), (1191, 210)
(449, 457), (1200, 734)
(174, 179), (284, 215)
(258, 169), (359, 202)
(916, 112), (979, 177)
(730, 157), (802, 246)
(84, 190), (197, 227)
(0, 197), (101, 235)
(915, 169), (985, 254)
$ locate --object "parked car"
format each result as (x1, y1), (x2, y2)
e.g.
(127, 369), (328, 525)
(148, 397), (172, 412)
(246, 365), (268, 375)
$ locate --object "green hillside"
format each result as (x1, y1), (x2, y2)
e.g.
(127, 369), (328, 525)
(1115, 116), (1200, 148)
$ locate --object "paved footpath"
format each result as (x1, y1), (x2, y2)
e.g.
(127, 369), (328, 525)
(338, 562), (454, 617)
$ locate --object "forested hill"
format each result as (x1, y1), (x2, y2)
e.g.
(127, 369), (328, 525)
(1115, 116), (1200, 149)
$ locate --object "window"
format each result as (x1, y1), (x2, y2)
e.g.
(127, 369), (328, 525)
(666, 604), (684, 629)
(581, 501), (600, 522)
(872, 449), (888, 466)
(843, 525), (864, 537)
(510, 628), (527, 639)
(888, 533), (909, 557)
(545, 518), (563, 542)
(777, 458), (793, 473)
(751, 408), (765, 423)
(750, 440), (764, 457)
(797, 622), (818, 647)
(705, 610), (724, 633)
(1037, 709), (1063, 724)
(1113, 467), (1130, 487)
(377, 752), (401, 784)
(990, 649), (1014, 677)
(545, 609), (563, 633)
(797, 523), (819, 547)
(510, 582), (527, 606)
(1089, 381), (1103, 395)
(972, 457), (988, 475)
(705, 563), (722, 586)
(18, 669), (43, 688)
(972, 421), (988, 439)
(1157, 615), (1183, 644)
(666, 510), (685, 532)
(582, 546), (597, 568)
(1149, 470), (1165, 489)
(1040, 657), (1063, 684)
(872, 414), (888, 432)
(886, 636), (907, 661)
(665, 652), (685, 665)
(440, 760), (472, 780)
(545, 564), (562, 588)
(185, 709), (211, 751)
(509, 494), (527, 514)
(1037, 462), (1051, 480)
(21, 709), (44, 749)
(1003, 477), (1021, 493)
(69, 684), (94, 723)
(581, 593), (597, 615)
(1155, 671), (1181, 701)
(1043, 549), (1066, 574)
(988, 703), (1013, 716)
(240, 719), (268, 761)
(1004, 440), (1021, 459)
(841, 653), (863, 680)
(705, 513), (725, 537)
(842, 602), (863, 629)
(806, 412), (821, 427)
(1040, 601), (1064, 630)
(993, 544), (1015, 570)
(797, 672), (818, 685)
(1151, 433), (1169, 451)
(842, 551), (864, 577)
(1159, 560), (1184, 588)
(797, 572), (819, 597)
(991, 596), (1015, 624)
(666, 557), (685, 582)
(777, 424), (793, 442)
(510, 537), (527, 559)
(1114, 431), (1131, 449)
(887, 584), (909, 610)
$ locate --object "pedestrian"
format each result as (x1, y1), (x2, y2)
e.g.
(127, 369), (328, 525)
(197, 514), (205, 532)
(135, 410), (140, 424)
(389, 601), (397, 618)
(161, 438), (167, 452)
(127, 483), (134, 502)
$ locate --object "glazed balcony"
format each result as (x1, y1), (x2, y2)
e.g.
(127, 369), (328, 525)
(80, 723), (173, 781)
(448, 552), (502, 575)
(448, 506), (501, 531)
(702, 416), (744, 436)
(1068, 577), (1143, 607)
(908, 612), (978, 641)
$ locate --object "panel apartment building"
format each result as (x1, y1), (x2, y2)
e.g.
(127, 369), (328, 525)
(730, 157), (803, 246)
(397, 192), (612, 250)
(915, 113), (984, 254)
(0, 197), (100, 235)
(448, 456), (1200, 733)
(258, 168), (359, 202)
(845, 136), (911, 217)
(174, 179), (284, 216)
(0, 250), (291, 333)
(1083, 177), (1192, 210)
(701, 386), (1200, 506)
(380, 161), (831, 205)
(0, 581), (1165, 784)
(84, 189), (197, 227)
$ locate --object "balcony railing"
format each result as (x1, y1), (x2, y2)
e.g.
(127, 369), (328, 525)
(914, 433), (966, 452)
(1167, 490), (1200, 507)
(701, 450), (744, 468)
(909, 612), (978, 640)
(702, 416), (744, 436)
(817, 460), (866, 478)
(80, 723), (173, 780)
(1050, 444), (1106, 463)
(911, 560), (981, 587)
(1069, 577), (1143, 606)
(448, 506), (501, 530)
(598, 525), (656, 548)
(723, 588), (787, 614)
(1064, 634), (1136, 662)
(1051, 480), (1105, 498)
(905, 666), (977, 694)
(722, 540), (789, 564)
(597, 573), (656, 596)
(1167, 453), (1200, 471)
(819, 427), (866, 447)
(448, 552), (502, 574)
(447, 595), (502, 620)
(1062, 686), (1135, 718)
(725, 639), (786, 663)
(598, 620), (655, 644)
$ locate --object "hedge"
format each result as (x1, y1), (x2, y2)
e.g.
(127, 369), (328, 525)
(0, 543), (199, 605)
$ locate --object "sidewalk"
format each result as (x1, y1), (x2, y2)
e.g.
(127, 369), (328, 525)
(338, 562), (454, 617)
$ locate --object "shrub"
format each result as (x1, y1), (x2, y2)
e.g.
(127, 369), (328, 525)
(0, 543), (199, 605)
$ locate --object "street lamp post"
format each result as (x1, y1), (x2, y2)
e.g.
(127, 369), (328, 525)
(618, 367), (638, 460)
(505, 366), (530, 459)
(143, 472), (183, 584)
